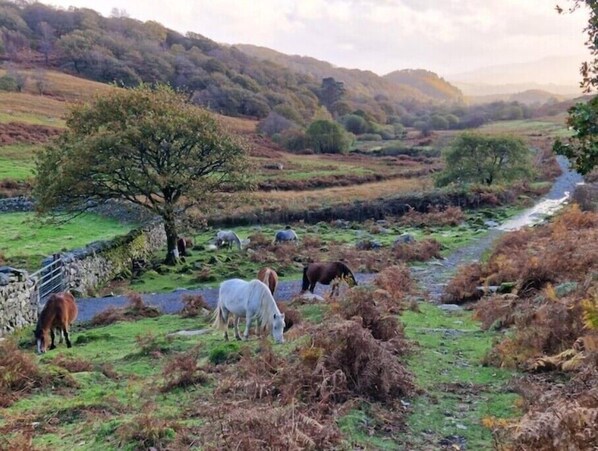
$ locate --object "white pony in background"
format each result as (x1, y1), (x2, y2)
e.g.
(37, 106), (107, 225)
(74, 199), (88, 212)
(213, 279), (286, 343)
(216, 230), (242, 250)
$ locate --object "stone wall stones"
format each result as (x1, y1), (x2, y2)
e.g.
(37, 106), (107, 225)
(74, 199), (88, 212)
(0, 221), (166, 336)
(0, 276), (37, 336)
(0, 196), (34, 213)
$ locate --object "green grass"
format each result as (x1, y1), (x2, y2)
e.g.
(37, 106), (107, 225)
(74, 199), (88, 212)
(399, 303), (520, 449)
(0, 212), (135, 270)
(0, 143), (41, 180)
(479, 119), (572, 138)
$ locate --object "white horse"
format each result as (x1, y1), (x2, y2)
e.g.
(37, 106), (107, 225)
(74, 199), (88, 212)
(213, 279), (286, 343)
(273, 228), (298, 244)
(216, 230), (242, 250)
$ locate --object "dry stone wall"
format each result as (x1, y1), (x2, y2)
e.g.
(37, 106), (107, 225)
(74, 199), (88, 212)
(0, 221), (166, 336)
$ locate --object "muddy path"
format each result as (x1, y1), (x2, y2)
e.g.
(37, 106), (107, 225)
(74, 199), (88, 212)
(76, 157), (581, 322)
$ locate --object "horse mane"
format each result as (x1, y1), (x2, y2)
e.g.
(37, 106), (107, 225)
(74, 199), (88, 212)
(249, 279), (280, 330)
(336, 261), (356, 281)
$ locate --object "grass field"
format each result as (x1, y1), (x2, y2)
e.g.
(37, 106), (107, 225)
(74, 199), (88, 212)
(0, 213), (136, 270)
(0, 295), (520, 449)
(0, 144), (40, 181)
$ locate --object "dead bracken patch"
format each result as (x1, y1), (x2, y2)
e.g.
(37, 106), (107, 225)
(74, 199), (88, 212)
(180, 294), (210, 318)
(90, 293), (161, 326)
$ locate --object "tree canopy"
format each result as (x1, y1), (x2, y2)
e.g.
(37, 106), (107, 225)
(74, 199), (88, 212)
(306, 120), (352, 154)
(435, 133), (533, 187)
(34, 84), (250, 264)
(553, 1), (598, 175)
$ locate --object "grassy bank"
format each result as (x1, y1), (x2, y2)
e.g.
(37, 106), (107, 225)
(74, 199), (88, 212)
(0, 212), (135, 270)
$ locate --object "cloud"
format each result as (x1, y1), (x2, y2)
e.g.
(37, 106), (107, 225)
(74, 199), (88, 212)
(41, 0), (590, 77)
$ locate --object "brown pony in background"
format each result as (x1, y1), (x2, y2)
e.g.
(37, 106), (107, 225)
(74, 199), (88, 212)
(257, 267), (278, 295)
(302, 261), (357, 296)
(35, 292), (78, 354)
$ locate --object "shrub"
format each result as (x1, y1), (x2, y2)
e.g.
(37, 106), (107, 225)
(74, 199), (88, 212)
(393, 238), (442, 262)
(209, 342), (242, 365)
(374, 264), (414, 301)
(180, 294), (210, 318)
(49, 354), (93, 373)
(400, 205), (465, 227)
(162, 347), (208, 391)
(441, 263), (483, 304)
(91, 293), (161, 326)
(0, 75), (17, 92)
(306, 119), (352, 154)
(117, 410), (177, 450)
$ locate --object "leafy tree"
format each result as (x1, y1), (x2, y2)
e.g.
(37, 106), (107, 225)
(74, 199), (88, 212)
(317, 77), (345, 111)
(34, 85), (250, 264)
(554, 97), (598, 175)
(554, 1), (598, 174)
(436, 133), (532, 187)
(339, 114), (370, 134)
(306, 119), (352, 154)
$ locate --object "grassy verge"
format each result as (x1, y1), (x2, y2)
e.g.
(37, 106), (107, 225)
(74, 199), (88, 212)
(399, 303), (520, 449)
(0, 212), (135, 270)
(0, 143), (40, 181)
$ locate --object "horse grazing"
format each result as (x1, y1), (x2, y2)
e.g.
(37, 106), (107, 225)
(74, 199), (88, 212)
(257, 267), (278, 295)
(177, 237), (193, 256)
(35, 292), (78, 354)
(216, 230), (241, 250)
(302, 261), (357, 296)
(213, 279), (285, 343)
(274, 227), (298, 244)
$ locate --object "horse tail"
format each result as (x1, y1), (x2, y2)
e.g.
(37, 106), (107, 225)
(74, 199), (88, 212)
(212, 304), (227, 330)
(302, 266), (310, 292)
(233, 232), (241, 250)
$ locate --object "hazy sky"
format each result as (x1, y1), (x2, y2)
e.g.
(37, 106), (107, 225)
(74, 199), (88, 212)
(41, 0), (590, 81)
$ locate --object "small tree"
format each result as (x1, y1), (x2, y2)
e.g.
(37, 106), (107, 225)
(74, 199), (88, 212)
(554, 97), (598, 175)
(34, 85), (250, 264)
(306, 119), (352, 154)
(436, 133), (532, 187)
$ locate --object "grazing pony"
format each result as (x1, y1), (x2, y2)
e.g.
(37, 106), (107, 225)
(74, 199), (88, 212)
(35, 292), (78, 354)
(177, 237), (193, 256)
(216, 230), (242, 250)
(213, 279), (285, 343)
(274, 227), (298, 244)
(302, 261), (357, 296)
(257, 267), (278, 295)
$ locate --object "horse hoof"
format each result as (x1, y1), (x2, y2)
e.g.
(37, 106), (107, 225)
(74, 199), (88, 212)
(67, 343), (72, 348)
(49, 345), (56, 350)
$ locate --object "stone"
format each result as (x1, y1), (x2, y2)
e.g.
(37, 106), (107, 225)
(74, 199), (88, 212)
(394, 234), (415, 245)
(438, 304), (463, 312)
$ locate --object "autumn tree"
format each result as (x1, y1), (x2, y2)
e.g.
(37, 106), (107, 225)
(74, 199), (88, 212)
(306, 119), (352, 154)
(436, 133), (532, 187)
(551, 1), (598, 174)
(34, 85), (250, 264)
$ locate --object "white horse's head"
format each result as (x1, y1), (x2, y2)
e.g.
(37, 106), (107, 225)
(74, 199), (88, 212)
(272, 312), (285, 344)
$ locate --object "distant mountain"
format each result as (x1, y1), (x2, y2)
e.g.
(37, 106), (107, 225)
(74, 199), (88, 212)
(236, 44), (463, 104)
(448, 56), (584, 99)
(465, 89), (570, 106)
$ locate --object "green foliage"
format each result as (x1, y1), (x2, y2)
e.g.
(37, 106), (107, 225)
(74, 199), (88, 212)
(554, 97), (598, 175)
(436, 132), (533, 186)
(306, 119), (352, 154)
(0, 74), (17, 91)
(339, 113), (370, 135)
(34, 84), (250, 263)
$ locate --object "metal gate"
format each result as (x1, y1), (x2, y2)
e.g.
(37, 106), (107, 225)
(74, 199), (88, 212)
(30, 255), (64, 306)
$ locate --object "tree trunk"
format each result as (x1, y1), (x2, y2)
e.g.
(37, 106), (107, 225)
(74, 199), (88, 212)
(163, 210), (180, 266)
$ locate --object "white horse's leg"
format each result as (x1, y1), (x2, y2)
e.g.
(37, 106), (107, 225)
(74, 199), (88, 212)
(234, 315), (242, 341)
(243, 312), (252, 340)
(222, 308), (230, 341)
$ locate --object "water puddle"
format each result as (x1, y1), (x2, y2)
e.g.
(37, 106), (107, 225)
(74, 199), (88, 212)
(498, 156), (583, 231)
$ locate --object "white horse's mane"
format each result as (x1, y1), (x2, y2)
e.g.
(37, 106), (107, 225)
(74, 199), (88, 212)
(249, 279), (281, 329)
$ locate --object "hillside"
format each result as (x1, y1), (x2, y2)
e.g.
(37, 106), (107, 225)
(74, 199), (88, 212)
(0, 2), (461, 128)
(383, 69), (463, 102)
(236, 44), (463, 104)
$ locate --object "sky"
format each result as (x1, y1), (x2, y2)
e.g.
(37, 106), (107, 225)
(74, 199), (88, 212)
(40, 0), (591, 84)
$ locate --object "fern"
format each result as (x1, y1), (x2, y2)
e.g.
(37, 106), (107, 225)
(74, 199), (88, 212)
(582, 292), (598, 330)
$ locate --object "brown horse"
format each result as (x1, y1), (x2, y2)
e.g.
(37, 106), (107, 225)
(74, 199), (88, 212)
(257, 267), (278, 295)
(35, 292), (78, 354)
(177, 237), (193, 257)
(302, 261), (357, 296)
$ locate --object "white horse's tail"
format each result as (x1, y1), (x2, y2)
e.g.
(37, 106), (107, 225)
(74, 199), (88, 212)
(212, 304), (227, 330)
(232, 232), (241, 250)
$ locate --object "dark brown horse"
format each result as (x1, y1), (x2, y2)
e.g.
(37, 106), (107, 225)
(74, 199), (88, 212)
(302, 261), (357, 296)
(257, 267), (278, 295)
(35, 292), (78, 354)
(177, 237), (193, 257)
